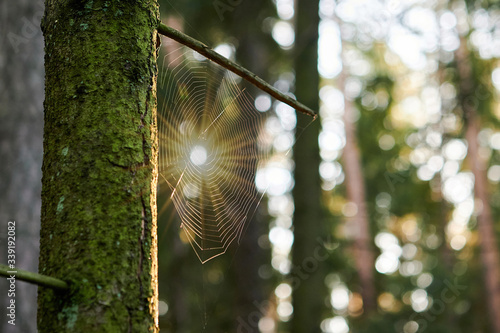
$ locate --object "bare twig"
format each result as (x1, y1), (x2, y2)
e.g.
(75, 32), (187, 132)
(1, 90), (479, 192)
(158, 23), (317, 118)
(0, 264), (69, 291)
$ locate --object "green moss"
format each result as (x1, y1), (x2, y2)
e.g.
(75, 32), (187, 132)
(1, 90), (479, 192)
(56, 196), (65, 213)
(39, 0), (159, 331)
(57, 305), (78, 330)
(84, 1), (93, 10)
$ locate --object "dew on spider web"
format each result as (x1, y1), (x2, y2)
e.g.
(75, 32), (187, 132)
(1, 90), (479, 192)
(158, 46), (269, 263)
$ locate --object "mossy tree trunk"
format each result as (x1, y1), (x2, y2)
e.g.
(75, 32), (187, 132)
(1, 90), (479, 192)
(38, 1), (159, 332)
(291, 0), (326, 331)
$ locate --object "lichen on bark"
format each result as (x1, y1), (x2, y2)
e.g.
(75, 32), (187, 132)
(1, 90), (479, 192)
(38, 1), (159, 331)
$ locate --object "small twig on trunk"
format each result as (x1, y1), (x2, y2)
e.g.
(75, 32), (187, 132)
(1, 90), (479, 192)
(0, 264), (69, 291)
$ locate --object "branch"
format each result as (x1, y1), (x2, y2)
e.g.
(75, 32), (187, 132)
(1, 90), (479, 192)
(0, 264), (69, 291)
(158, 23), (317, 119)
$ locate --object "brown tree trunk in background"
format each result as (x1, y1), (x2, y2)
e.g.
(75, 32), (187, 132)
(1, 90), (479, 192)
(456, 37), (500, 333)
(341, 76), (377, 314)
(291, 0), (326, 331)
(465, 115), (500, 333)
(230, 0), (270, 328)
(0, 0), (44, 332)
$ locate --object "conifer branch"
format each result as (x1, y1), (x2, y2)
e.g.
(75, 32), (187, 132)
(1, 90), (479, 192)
(158, 23), (317, 119)
(0, 264), (69, 291)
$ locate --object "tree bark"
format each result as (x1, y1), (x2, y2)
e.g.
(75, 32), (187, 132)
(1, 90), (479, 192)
(291, 0), (326, 331)
(455, 37), (500, 333)
(0, 0), (44, 331)
(38, 1), (159, 331)
(341, 88), (377, 314)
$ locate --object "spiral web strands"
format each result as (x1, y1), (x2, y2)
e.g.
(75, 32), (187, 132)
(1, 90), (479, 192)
(158, 48), (268, 263)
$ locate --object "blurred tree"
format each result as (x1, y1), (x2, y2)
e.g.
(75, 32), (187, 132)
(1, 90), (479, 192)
(225, 0), (275, 329)
(0, 0), (44, 332)
(339, 71), (377, 314)
(291, 0), (327, 332)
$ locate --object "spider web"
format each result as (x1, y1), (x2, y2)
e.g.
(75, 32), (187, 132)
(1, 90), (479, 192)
(158, 47), (269, 263)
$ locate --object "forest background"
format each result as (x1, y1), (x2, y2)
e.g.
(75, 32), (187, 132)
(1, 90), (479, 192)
(2, 0), (500, 332)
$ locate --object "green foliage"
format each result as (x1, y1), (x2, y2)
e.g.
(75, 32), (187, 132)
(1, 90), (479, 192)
(156, 1), (500, 333)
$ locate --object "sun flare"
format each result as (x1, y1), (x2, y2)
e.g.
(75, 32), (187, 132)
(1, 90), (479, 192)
(158, 48), (268, 263)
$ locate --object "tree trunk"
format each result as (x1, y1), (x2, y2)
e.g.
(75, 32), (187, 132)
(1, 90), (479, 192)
(291, 0), (326, 331)
(455, 37), (500, 333)
(230, 0), (271, 328)
(38, 1), (159, 331)
(0, 0), (44, 331)
(465, 113), (500, 333)
(341, 79), (377, 314)
(465, 115), (500, 333)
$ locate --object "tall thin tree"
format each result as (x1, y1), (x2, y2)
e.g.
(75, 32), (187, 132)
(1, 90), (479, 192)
(229, 0), (271, 328)
(340, 71), (377, 313)
(291, 0), (327, 331)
